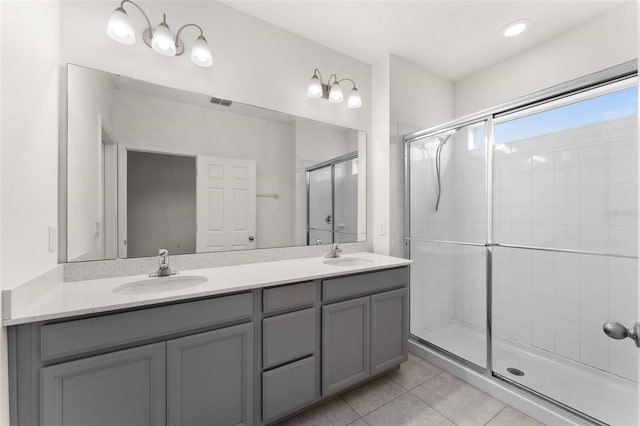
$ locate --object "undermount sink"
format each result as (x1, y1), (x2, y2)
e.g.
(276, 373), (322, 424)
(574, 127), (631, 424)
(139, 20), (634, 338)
(322, 257), (374, 267)
(113, 275), (208, 295)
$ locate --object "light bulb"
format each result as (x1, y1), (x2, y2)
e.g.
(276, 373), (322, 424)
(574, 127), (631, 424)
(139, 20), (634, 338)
(152, 21), (176, 56)
(307, 75), (323, 99)
(347, 87), (362, 108)
(328, 82), (344, 103)
(191, 35), (213, 67)
(106, 7), (135, 45)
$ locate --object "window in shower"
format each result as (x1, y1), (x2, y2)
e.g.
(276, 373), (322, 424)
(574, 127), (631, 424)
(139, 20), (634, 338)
(492, 76), (638, 425)
(469, 83), (637, 151)
(407, 120), (489, 369)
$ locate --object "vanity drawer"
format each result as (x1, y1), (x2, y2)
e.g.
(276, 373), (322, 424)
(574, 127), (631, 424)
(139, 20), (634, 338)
(262, 281), (315, 315)
(40, 292), (253, 362)
(322, 267), (408, 302)
(263, 308), (315, 369)
(262, 355), (316, 423)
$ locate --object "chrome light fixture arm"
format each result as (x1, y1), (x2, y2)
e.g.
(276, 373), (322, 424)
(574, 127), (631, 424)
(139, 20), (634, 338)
(338, 77), (357, 90)
(119, 0), (153, 33)
(174, 23), (205, 56)
(313, 68), (324, 83)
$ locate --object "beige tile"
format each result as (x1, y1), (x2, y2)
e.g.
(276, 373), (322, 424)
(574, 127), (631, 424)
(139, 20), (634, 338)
(411, 372), (505, 426)
(388, 354), (443, 390)
(346, 419), (367, 426)
(278, 397), (359, 426)
(486, 407), (544, 426)
(362, 392), (454, 426)
(342, 375), (406, 416)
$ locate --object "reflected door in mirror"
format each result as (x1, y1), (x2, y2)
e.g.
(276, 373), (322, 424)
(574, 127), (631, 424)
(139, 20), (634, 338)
(197, 157), (257, 252)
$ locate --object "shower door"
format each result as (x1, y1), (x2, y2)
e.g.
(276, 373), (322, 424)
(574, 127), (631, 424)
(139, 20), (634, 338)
(406, 64), (638, 425)
(406, 120), (490, 369)
(490, 77), (638, 425)
(308, 165), (334, 245)
(307, 154), (359, 245)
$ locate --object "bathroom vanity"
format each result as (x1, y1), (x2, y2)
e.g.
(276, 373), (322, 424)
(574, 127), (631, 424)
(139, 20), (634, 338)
(5, 253), (410, 426)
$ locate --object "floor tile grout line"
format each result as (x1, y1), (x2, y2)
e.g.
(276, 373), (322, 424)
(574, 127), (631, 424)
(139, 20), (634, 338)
(408, 381), (466, 426)
(354, 377), (459, 426)
(388, 366), (446, 392)
(357, 386), (413, 422)
(340, 377), (410, 418)
(483, 405), (508, 426)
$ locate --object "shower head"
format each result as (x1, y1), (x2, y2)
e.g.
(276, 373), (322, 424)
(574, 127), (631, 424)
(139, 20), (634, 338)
(438, 134), (452, 146)
(436, 128), (459, 146)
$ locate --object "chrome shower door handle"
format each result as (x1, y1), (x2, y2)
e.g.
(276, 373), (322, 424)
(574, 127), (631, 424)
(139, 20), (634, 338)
(603, 321), (640, 347)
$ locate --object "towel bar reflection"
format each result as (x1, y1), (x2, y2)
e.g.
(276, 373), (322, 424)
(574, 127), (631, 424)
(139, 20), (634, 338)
(257, 192), (279, 199)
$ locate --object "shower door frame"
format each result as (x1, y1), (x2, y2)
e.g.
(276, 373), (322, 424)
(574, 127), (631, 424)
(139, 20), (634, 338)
(403, 60), (637, 425)
(306, 151), (358, 245)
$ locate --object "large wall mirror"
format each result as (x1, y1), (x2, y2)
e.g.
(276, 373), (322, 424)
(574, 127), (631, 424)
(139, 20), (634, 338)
(64, 64), (366, 262)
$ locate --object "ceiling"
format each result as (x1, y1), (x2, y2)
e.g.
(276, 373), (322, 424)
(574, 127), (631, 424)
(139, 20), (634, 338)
(220, 0), (627, 81)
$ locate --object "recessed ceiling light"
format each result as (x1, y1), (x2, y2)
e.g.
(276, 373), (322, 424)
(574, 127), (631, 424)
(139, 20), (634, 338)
(502, 19), (530, 37)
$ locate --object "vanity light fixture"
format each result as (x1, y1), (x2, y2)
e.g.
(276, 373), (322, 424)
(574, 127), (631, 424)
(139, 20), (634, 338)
(307, 69), (362, 109)
(106, 0), (213, 67)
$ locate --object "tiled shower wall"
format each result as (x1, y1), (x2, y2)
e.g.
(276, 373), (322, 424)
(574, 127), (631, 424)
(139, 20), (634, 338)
(493, 116), (637, 255)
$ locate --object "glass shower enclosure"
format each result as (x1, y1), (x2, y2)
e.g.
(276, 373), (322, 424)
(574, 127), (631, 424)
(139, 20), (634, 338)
(405, 63), (638, 425)
(307, 153), (359, 245)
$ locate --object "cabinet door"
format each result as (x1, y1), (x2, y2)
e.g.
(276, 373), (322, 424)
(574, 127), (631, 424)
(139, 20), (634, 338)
(322, 296), (370, 396)
(371, 288), (408, 376)
(41, 342), (166, 426)
(167, 323), (253, 426)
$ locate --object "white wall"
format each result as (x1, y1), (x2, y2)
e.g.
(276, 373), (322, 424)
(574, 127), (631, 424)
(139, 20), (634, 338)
(67, 65), (115, 261)
(454, 3), (638, 117)
(371, 57), (391, 254)
(0, 1), (61, 423)
(389, 55), (454, 257)
(114, 90), (294, 249)
(1, 1), (60, 290)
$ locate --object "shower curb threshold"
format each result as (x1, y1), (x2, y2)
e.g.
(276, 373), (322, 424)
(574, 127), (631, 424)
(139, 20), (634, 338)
(409, 339), (594, 426)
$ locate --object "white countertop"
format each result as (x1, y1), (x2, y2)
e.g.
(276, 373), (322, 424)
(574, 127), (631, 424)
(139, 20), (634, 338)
(2, 252), (411, 326)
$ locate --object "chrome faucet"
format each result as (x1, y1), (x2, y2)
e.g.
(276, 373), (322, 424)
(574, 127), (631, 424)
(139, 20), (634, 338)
(149, 249), (178, 277)
(325, 243), (342, 259)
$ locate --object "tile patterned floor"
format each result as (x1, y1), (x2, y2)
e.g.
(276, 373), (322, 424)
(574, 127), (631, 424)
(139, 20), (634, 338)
(278, 354), (544, 426)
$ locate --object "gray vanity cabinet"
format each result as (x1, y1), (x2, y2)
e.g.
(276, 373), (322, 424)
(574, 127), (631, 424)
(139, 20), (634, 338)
(321, 267), (409, 398)
(371, 288), (408, 375)
(167, 323), (253, 426)
(40, 342), (166, 426)
(321, 296), (371, 396)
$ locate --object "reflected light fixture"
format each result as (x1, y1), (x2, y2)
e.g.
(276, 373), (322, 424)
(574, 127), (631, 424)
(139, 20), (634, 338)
(502, 19), (530, 37)
(106, 0), (213, 67)
(307, 69), (362, 108)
